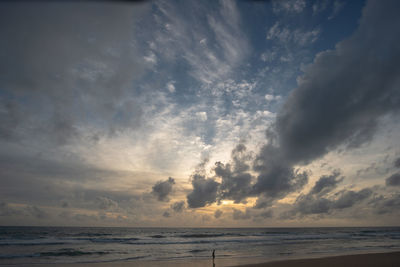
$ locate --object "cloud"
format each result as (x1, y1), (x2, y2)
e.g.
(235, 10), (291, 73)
(202, 215), (211, 222)
(144, 51), (157, 65)
(26, 205), (49, 219)
(252, 142), (309, 204)
(285, 187), (373, 218)
(186, 143), (305, 208)
(215, 144), (254, 203)
(187, 174), (220, 208)
(328, 0), (345, 20)
(162, 211), (171, 218)
(196, 112), (208, 122)
(152, 0), (249, 85)
(232, 208), (251, 220)
(394, 157), (400, 168)
(171, 201), (185, 213)
(185, 1), (400, 213)
(274, 0), (400, 166)
(152, 177), (175, 202)
(386, 173), (400, 187)
(0, 202), (20, 216)
(370, 193), (400, 215)
(0, 2), (148, 144)
(166, 81), (176, 93)
(256, 209), (273, 219)
(214, 209), (223, 219)
(310, 170), (343, 195)
(265, 94), (282, 102)
(96, 196), (119, 210)
(260, 51), (277, 62)
(267, 22), (320, 46)
(186, 143), (308, 209)
(287, 194), (332, 217)
(0, 151), (148, 209)
(272, 0), (306, 14)
(332, 188), (373, 209)
(73, 213), (99, 223)
(312, 0), (329, 15)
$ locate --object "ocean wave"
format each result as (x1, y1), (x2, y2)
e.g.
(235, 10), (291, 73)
(178, 233), (244, 238)
(0, 249), (109, 260)
(260, 231), (291, 235)
(69, 237), (140, 244)
(0, 240), (74, 246)
(39, 248), (109, 257)
(0, 253), (39, 259)
(150, 235), (165, 238)
(122, 237), (275, 246)
(179, 233), (226, 238)
(75, 232), (112, 237)
(188, 249), (208, 253)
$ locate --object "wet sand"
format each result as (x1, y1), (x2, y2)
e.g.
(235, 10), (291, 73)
(237, 251), (400, 267)
(3, 251), (400, 267)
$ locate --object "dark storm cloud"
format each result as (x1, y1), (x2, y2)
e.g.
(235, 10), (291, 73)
(186, 143), (308, 209)
(275, 0), (400, 165)
(285, 187), (373, 218)
(152, 177), (175, 202)
(186, 144), (254, 208)
(332, 188), (373, 209)
(0, 1), (147, 144)
(252, 143), (309, 200)
(280, 170), (373, 218)
(162, 211), (171, 218)
(310, 170), (343, 195)
(286, 194), (331, 217)
(386, 173), (400, 187)
(370, 193), (400, 215)
(171, 201), (185, 213)
(215, 144), (254, 203)
(187, 174), (220, 208)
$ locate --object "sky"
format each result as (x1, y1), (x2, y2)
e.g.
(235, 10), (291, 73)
(0, 0), (399, 227)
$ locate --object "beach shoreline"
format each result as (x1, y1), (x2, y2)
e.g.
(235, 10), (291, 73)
(2, 251), (400, 267)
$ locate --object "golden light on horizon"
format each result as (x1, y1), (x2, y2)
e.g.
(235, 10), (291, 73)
(221, 200), (234, 205)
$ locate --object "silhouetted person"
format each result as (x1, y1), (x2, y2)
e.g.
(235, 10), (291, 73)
(212, 249), (216, 267)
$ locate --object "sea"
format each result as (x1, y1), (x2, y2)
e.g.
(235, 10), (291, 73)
(1, 227), (400, 265)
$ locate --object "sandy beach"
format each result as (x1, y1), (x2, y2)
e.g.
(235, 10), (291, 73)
(3, 251), (400, 267)
(238, 251), (400, 267)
